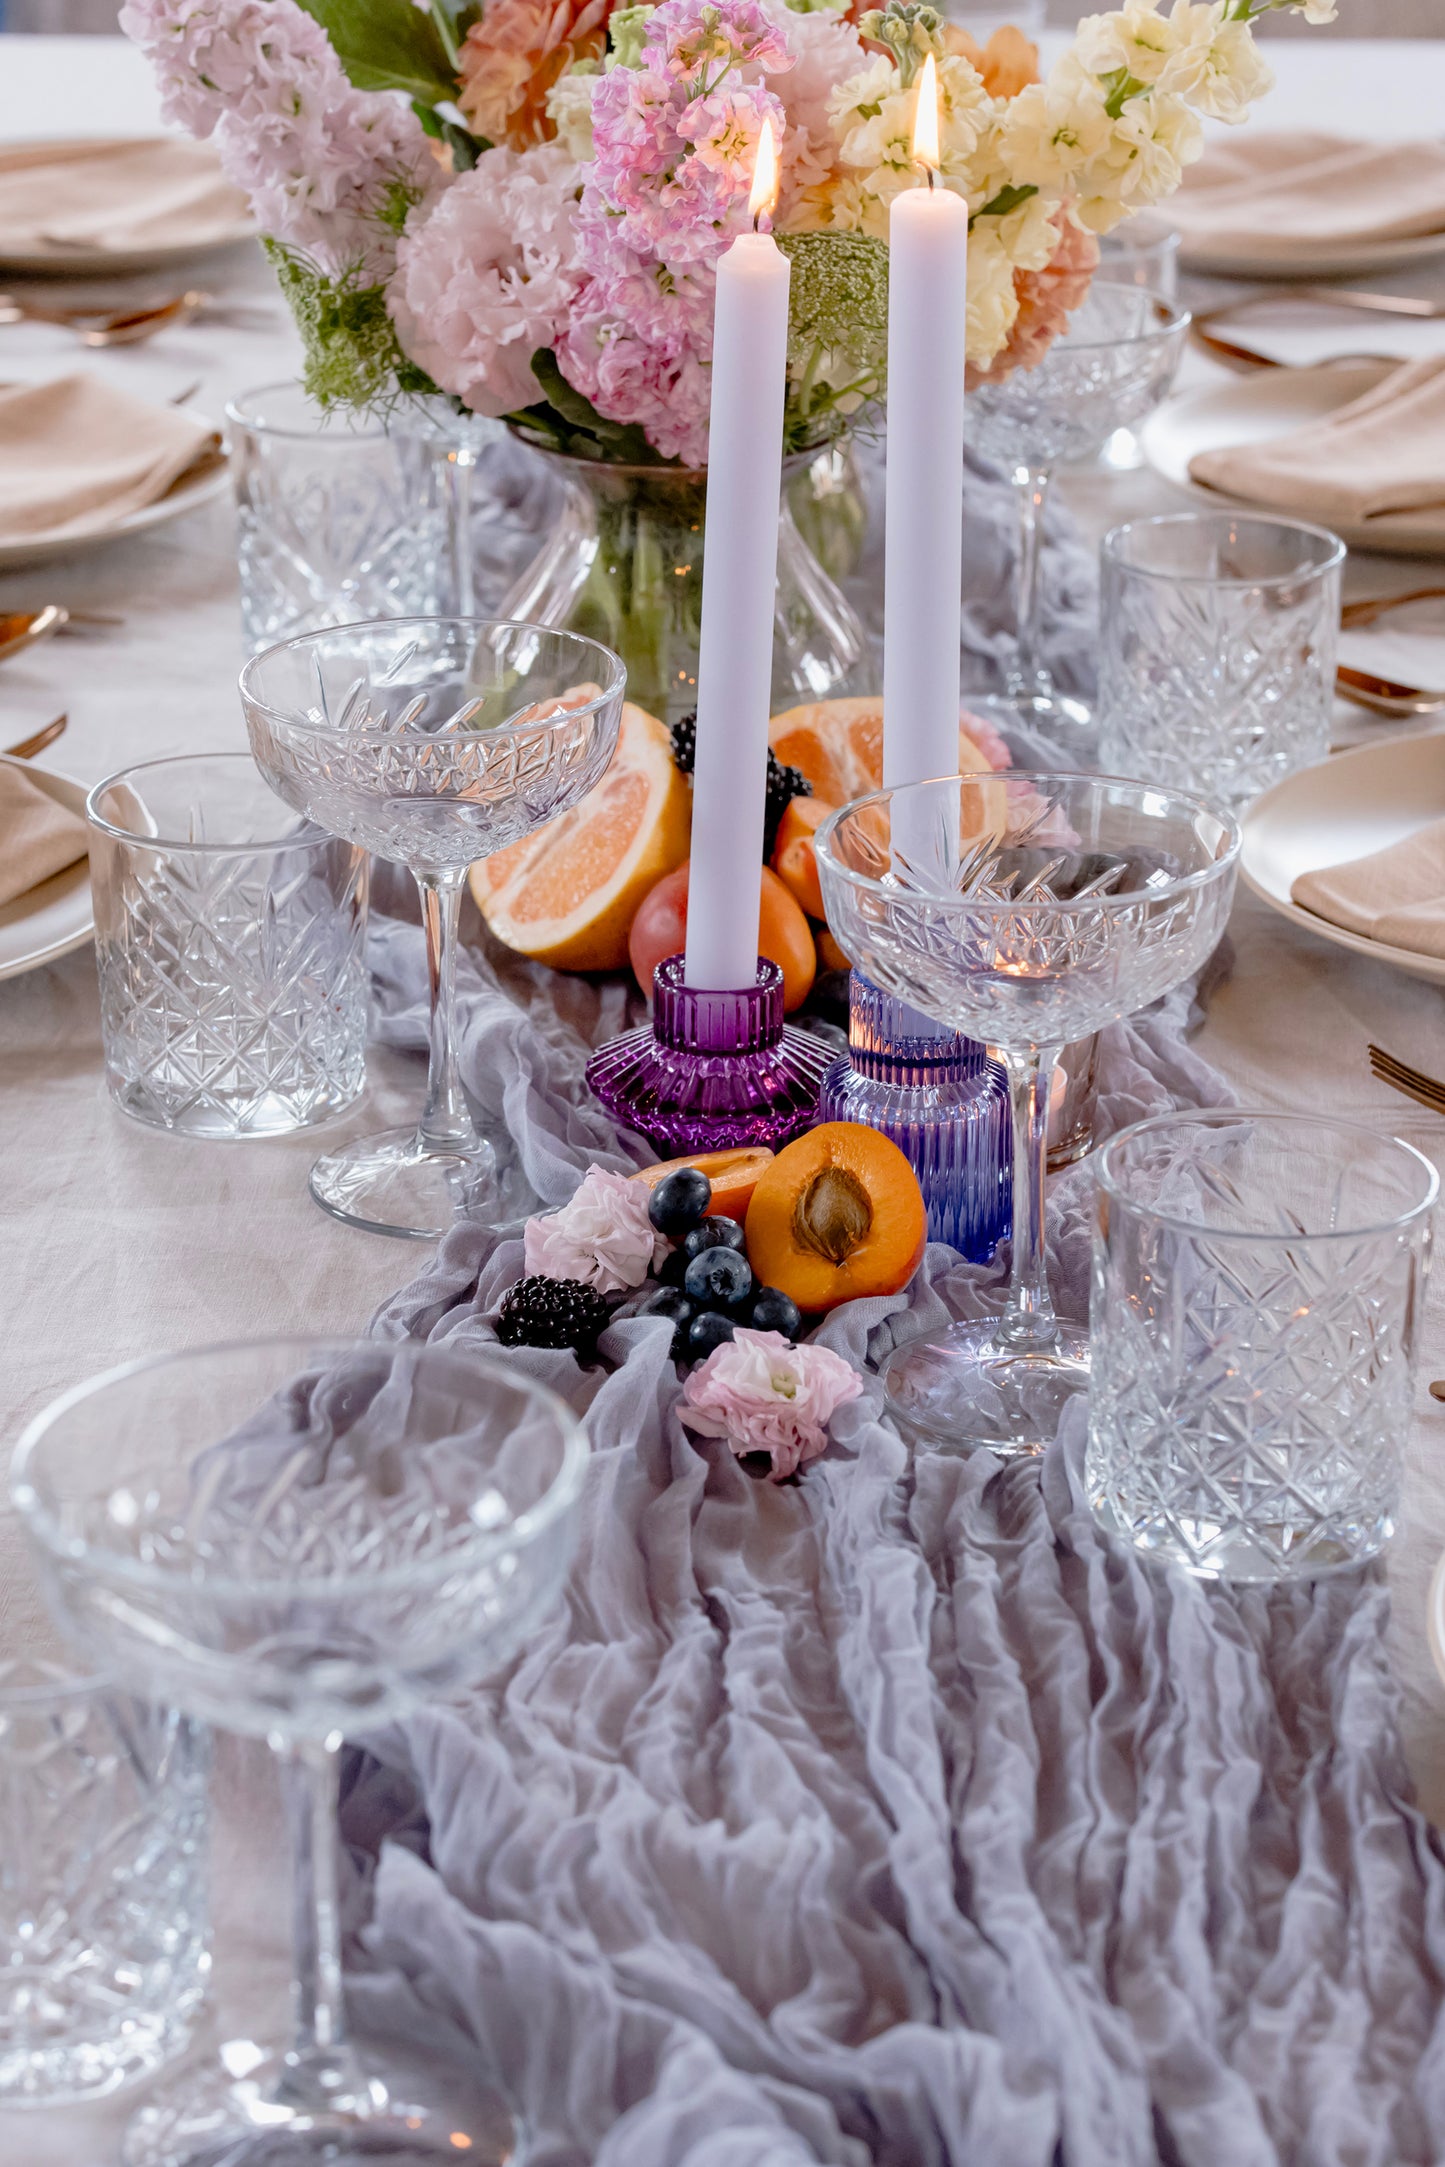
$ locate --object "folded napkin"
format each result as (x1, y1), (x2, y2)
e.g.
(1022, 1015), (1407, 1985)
(1190, 356), (1445, 538)
(0, 766), (88, 910)
(0, 137), (250, 256)
(0, 374), (221, 544)
(1171, 132), (1445, 268)
(1291, 818), (1445, 961)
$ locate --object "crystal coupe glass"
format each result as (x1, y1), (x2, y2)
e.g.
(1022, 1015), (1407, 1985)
(241, 619), (625, 1240)
(815, 773), (1240, 1455)
(12, 1336), (589, 2167)
(968, 284), (1190, 746)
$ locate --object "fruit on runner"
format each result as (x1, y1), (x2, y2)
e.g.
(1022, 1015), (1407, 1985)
(631, 1148), (775, 1224)
(770, 795), (831, 921)
(768, 698), (1008, 837)
(744, 1122), (927, 1314)
(470, 703), (689, 972)
(627, 863), (816, 1012)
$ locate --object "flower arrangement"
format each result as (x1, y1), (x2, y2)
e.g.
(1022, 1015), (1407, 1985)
(123, 0), (1333, 466)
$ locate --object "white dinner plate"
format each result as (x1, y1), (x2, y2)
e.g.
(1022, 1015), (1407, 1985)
(1240, 734), (1445, 987)
(0, 139), (255, 275)
(0, 447), (229, 571)
(1177, 230), (1445, 283)
(1141, 362), (1445, 561)
(0, 758), (93, 981)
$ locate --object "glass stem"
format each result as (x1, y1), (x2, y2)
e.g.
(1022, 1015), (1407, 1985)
(440, 433), (476, 616)
(280, 1735), (353, 2096)
(998, 1045), (1062, 1353)
(415, 866), (477, 1154)
(1006, 463), (1053, 704)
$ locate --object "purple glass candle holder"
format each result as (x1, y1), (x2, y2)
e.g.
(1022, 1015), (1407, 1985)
(585, 953), (830, 1153)
(820, 974), (1011, 1260)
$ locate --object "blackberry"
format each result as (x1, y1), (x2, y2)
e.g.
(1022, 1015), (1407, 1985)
(764, 750), (812, 858)
(669, 710), (698, 775)
(495, 1275), (610, 1355)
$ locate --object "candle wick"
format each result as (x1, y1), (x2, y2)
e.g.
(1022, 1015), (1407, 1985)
(924, 165), (935, 191)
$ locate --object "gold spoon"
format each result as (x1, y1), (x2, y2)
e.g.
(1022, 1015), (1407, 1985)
(2, 714), (67, 760)
(1336, 663), (1445, 718)
(0, 604), (69, 665)
(0, 289), (210, 346)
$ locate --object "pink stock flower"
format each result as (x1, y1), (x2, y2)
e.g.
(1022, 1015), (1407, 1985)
(678, 1329), (864, 1481)
(390, 146), (584, 414)
(523, 1165), (668, 1295)
(119, 0), (437, 280)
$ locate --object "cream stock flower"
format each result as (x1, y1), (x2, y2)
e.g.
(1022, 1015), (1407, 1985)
(1161, 3), (1273, 123)
(1073, 0), (1182, 85)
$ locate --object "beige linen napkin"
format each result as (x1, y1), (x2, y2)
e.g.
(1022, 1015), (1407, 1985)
(0, 138), (250, 256)
(0, 375), (221, 544)
(1189, 356), (1445, 538)
(1291, 819), (1445, 962)
(1171, 133), (1445, 268)
(0, 766), (88, 910)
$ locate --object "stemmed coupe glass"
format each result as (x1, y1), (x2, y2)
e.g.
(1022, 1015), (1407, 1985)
(12, 1336), (589, 2167)
(968, 283), (1190, 744)
(816, 773), (1240, 1456)
(240, 618), (626, 1241)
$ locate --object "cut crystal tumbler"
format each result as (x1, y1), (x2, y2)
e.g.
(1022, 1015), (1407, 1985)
(0, 1651), (209, 2107)
(1087, 1111), (1436, 1581)
(87, 752), (368, 1138)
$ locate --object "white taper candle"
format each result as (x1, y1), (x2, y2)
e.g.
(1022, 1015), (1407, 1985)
(684, 121), (792, 992)
(882, 56), (969, 793)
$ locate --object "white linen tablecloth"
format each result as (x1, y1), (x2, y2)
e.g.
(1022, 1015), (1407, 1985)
(3, 31), (1445, 2167)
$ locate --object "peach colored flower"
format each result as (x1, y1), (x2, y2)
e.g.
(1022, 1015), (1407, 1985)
(966, 212), (1100, 388)
(458, 0), (615, 150)
(679, 1329), (864, 1481)
(944, 21), (1039, 98)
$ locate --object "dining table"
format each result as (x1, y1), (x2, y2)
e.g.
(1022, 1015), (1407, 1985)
(3, 24), (1445, 2166)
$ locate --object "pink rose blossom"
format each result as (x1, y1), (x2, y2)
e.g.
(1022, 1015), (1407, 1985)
(390, 147), (584, 415)
(523, 1165), (668, 1294)
(679, 1329), (864, 1481)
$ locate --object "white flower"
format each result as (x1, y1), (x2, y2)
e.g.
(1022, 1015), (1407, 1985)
(1162, 2), (1273, 122)
(967, 221), (1021, 361)
(521, 1163), (669, 1296)
(1295, 0), (1337, 19)
(997, 72), (1113, 192)
(545, 69), (598, 159)
(1073, 0), (1183, 86)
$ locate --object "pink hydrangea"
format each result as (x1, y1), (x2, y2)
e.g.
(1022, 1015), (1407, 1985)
(679, 1329), (864, 1481)
(119, 0), (437, 279)
(390, 147), (584, 415)
(523, 1165), (668, 1295)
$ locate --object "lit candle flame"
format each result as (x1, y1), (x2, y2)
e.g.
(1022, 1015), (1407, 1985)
(912, 53), (940, 175)
(749, 117), (779, 229)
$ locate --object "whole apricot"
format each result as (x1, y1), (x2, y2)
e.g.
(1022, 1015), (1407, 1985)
(628, 863), (816, 1012)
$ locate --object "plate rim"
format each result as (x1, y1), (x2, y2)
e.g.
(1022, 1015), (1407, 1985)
(1176, 230), (1445, 281)
(0, 755), (94, 980)
(0, 446), (229, 571)
(1239, 736), (1445, 986)
(0, 134), (255, 273)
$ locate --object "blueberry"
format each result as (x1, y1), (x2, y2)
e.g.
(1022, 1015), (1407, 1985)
(639, 1284), (696, 1361)
(683, 1245), (753, 1309)
(750, 1285), (802, 1339)
(658, 1244), (691, 1288)
(682, 1216), (747, 1261)
(647, 1166), (712, 1237)
(687, 1309), (737, 1359)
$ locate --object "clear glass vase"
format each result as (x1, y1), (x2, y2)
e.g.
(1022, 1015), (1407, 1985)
(498, 438), (874, 729)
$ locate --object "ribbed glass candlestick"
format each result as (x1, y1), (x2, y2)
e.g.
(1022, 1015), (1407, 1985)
(819, 975), (1011, 1261)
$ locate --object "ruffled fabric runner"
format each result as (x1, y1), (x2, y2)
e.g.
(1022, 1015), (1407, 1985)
(333, 914), (1445, 2165)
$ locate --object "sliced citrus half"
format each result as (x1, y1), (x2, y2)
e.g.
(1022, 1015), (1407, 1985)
(470, 702), (690, 972)
(768, 697), (1009, 837)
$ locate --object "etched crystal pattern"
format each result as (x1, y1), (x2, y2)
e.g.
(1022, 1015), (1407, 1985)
(94, 833), (368, 1138)
(0, 1672), (208, 2105)
(1098, 554), (1340, 808)
(970, 286), (1188, 469)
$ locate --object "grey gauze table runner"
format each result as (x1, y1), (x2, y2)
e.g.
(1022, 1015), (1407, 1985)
(334, 916), (1445, 2167)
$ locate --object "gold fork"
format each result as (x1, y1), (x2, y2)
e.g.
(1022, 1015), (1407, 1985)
(1368, 1043), (1445, 1116)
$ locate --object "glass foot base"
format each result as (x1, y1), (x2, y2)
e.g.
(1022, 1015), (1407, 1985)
(122, 2040), (520, 2167)
(309, 1125), (498, 1241)
(881, 1318), (1091, 1458)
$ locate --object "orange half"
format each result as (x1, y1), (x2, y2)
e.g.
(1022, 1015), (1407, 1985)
(470, 702), (690, 971)
(768, 697), (1007, 837)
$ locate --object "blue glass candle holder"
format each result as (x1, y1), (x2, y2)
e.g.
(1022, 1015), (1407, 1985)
(819, 974), (1011, 1261)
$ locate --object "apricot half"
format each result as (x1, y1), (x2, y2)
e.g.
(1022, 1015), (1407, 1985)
(631, 1147), (775, 1223)
(770, 796), (833, 921)
(744, 1122), (927, 1314)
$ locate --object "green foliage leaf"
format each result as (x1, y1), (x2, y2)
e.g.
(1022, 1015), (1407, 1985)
(1098, 62), (1148, 118)
(972, 181), (1039, 223)
(265, 240), (438, 409)
(509, 351), (667, 465)
(292, 0), (457, 101)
